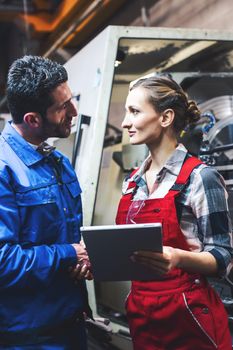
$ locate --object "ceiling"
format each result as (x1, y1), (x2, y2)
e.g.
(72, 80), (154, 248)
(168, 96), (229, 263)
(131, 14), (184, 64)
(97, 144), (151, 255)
(0, 0), (129, 113)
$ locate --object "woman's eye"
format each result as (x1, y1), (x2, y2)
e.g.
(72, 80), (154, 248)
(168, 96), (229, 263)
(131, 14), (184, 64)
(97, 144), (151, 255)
(132, 109), (139, 115)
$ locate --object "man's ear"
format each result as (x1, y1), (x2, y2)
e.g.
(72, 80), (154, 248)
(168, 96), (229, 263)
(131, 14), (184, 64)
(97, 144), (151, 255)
(23, 112), (42, 128)
(160, 109), (175, 128)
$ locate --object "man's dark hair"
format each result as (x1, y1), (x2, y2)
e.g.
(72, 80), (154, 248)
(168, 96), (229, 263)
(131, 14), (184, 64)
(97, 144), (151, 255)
(6, 55), (68, 123)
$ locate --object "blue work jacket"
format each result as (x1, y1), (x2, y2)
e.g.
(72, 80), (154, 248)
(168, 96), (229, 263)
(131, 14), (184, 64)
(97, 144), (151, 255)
(0, 122), (86, 343)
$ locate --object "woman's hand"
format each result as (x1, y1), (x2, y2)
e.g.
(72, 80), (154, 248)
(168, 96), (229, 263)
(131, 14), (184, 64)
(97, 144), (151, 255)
(131, 246), (181, 275)
(131, 246), (218, 276)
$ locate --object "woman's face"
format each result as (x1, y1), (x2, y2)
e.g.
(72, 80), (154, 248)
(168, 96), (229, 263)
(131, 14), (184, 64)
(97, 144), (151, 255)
(122, 86), (163, 146)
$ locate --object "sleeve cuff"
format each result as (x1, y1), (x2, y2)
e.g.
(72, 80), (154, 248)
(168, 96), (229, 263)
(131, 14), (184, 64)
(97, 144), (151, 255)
(55, 244), (78, 267)
(208, 249), (227, 276)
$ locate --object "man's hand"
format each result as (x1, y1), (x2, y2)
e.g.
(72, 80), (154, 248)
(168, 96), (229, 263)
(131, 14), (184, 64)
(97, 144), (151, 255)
(72, 242), (89, 262)
(70, 242), (93, 280)
(69, 263), (93, 281)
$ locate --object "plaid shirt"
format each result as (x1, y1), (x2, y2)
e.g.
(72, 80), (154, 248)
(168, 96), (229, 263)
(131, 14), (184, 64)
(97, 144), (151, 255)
(123, 144), (233, 278)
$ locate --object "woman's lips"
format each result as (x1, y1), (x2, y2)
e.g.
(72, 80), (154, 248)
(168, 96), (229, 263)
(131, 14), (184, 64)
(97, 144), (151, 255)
(128, 131), (136, 137)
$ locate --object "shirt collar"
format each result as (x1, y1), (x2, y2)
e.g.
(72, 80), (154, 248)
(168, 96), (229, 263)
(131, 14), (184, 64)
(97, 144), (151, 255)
(129, 143), (188, 183)
(164, 143), (188, 176)
(37, 142), (56, 156)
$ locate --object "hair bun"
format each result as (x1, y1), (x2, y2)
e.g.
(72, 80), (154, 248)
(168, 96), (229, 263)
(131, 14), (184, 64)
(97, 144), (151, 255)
(186, 100), (201, 124)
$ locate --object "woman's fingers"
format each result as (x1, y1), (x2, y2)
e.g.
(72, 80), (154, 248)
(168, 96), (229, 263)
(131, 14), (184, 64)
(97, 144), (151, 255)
(131, 247), (179, 273)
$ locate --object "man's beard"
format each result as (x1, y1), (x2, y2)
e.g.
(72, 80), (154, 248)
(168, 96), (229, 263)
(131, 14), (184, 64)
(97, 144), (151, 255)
(41, 119), (71, 139)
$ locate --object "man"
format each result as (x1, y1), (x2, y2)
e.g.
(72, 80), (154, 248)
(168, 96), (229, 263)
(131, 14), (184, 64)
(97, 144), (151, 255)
(0, 55), (92, 349)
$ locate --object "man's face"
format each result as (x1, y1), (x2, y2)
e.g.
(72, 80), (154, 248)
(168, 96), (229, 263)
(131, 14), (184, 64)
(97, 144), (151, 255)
(42, 82), (77, 139)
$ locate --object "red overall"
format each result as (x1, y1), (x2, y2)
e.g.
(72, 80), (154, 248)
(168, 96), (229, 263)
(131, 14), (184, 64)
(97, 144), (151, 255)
(116, 157), (231, 350)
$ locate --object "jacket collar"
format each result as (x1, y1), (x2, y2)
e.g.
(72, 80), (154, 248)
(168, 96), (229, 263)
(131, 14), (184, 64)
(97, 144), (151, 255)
(1, 121), (61, 166)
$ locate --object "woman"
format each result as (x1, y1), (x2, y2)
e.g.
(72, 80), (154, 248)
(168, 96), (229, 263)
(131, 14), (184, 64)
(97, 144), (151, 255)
(116, 76), (232, 350)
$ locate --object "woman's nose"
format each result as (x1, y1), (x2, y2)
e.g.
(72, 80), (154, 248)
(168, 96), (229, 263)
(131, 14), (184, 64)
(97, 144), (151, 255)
(121, 114), (131, 128)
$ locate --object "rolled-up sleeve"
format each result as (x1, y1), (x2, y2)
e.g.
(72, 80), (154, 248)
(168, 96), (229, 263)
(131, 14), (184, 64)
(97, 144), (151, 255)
(190, 166), (233, 277)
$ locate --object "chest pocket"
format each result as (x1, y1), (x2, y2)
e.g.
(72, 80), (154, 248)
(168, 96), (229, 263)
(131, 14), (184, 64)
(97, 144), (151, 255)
(65, 180), (82, 198)
(15, 186), (56, 206)
(15, 185), (62, 245)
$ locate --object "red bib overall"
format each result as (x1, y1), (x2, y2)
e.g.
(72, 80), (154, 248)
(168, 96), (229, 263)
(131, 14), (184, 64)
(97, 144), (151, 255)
(116, 157), (231, 350)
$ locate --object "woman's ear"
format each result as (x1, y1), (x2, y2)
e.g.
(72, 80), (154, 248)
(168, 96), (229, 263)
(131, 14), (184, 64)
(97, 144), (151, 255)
(160, 109), (175, 128)
(23, 112), (42, 128)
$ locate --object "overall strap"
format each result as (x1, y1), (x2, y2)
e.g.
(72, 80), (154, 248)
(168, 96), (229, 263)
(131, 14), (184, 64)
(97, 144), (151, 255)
(169, 156), (203, 193)
(124, 168), (139, 192)
(129, 168), (139, 179)
(125, 157), (203, 194)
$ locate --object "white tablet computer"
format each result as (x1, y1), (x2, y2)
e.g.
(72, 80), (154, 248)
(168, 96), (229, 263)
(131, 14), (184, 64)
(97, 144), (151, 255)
(81, 223), (162, 281)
